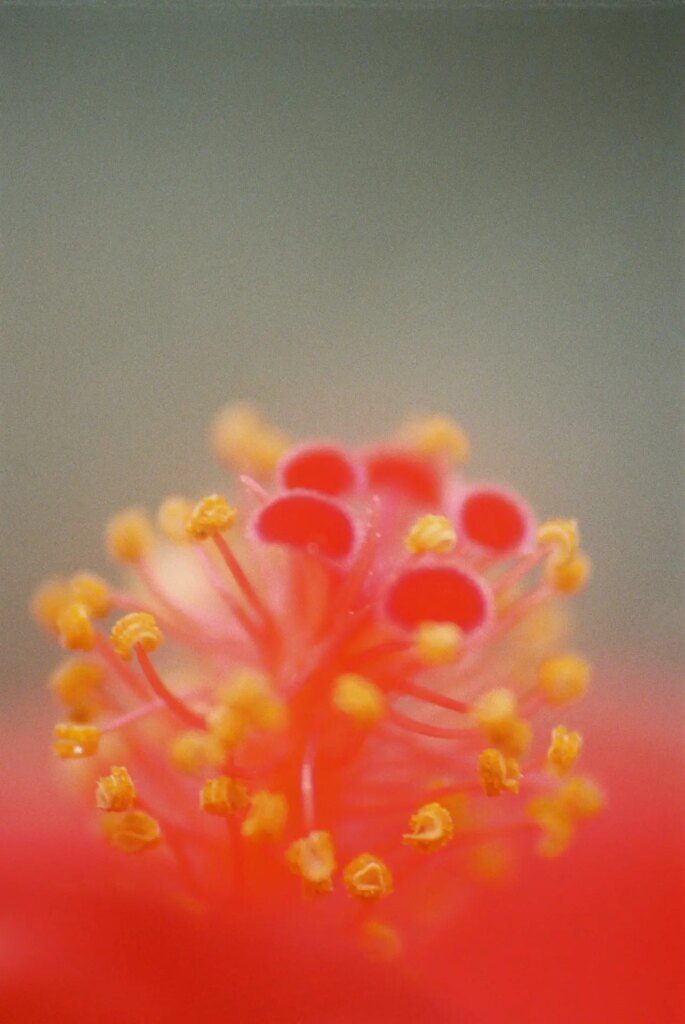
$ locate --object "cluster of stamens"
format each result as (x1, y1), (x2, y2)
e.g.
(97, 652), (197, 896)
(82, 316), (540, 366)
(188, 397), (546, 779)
(34, 405), (601, 954)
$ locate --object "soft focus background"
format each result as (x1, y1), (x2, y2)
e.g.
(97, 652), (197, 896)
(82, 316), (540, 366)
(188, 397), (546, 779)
(2, 8), (683, 700)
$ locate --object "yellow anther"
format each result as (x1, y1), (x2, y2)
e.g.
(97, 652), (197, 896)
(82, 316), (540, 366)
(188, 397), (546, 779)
(185, 494), (237, 541)
(286, 830), (337, 894)
(343, 853), (393, 901)
(527, 795), (574, 857)
(546, 552), (592, 594)
(332, 673), (385, 725)
(169, 730), (225, 774)
(200, 776), (249, 816)
(400, 414), (471, 464)
(415, 621), (462, 664)
(360, 919), (402, 962)
(57, 602), (95, 652)
(405, 514), (457, 555)
(49, 659), (105, 708)
(478, 748), (520, 796)
(210, 403), (290, 476)
(241, 791), (288, 841)
(473, 688), (532, 757)
(105, 509), (154, 563)
(546, 725), (583, 776)
(511, 602), (570, 658)
(527, 777), (601, 857)
(220, 669), (287, 732)
(53, 722), (100, 759)
(31, 578), (71, 633)
(538, 653), (591, 706)
(110, 612), (162, 661)
(67, 573), (111, 618)
(402, 801), (454, 851)
(103, 810), (161, 854)
(206, 705), (247, 751)
(558, 776), (603, 819)
(96, 766), (136, 811)
(157, 496), (194, 543)
(467, 841), (511, 883)
(537, 518), (579, 565)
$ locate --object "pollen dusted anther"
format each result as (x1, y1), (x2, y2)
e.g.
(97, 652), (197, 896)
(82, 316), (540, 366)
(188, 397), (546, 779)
(96, 766), (136, 811)
(111, 612), (163, 661)
(405, 514), (457, 555)
(185, 494), (237, 540)
(343, 853), (393, 900)
(57, 602), (95, 652)
(402, 802), (455, 851)
(287, 831), (337, 895)
(37, 401), (599, 953)
(53, 722), (100, 759)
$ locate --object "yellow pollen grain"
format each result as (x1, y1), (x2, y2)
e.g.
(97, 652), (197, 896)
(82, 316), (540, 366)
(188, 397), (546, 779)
(210, 403), (290, 476)
(473, 688), (532, 758)
(343, 853), (393, 901)
(103, 810), (161, 854)
(546, 725), (583, 776)
(537, 518), (579, 565)
(31, 578), (71, 634)
(57, 602), (95, 652)
(415, 621), (462, 664)
(157, 496), (194, 543)
(402, 801), (455, 851)
(53, 722), (100, 759)
(68, 573), (111, 618)
(546, 552), (591, 594)
(405, 514), (457, 555)
(105, 509), (154, 564)
(185, 494), (237, 541)
(96, 766), (136, 811)
(399, 414), (471, 464)
(49, 658), (105, 708)
(111, 612), (162, 661)
(360, 919), (402, 962)
(478, 748), (520, 796)
(538, 653), (591, 706)
(169, 730), (226, 774)
(332, 673), (385, 725)
(200, 776), (249, 816)
(286, 830), (337, 895)
(241, 791), (288, 841)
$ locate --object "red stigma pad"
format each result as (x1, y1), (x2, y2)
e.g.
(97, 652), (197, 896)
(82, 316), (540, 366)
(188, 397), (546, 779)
(254, 492), (355, 560)
(280, 445), (357, 497)
(365, 450), (441, 506)
(459, 489), (529, 553)
(386, 565), (491, 633)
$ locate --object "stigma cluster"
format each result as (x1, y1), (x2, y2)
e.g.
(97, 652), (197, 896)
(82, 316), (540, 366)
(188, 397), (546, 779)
(34, 405), (601, 954)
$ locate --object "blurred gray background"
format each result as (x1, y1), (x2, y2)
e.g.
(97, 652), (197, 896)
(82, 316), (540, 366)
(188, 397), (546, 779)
(2, 9), (683, 697)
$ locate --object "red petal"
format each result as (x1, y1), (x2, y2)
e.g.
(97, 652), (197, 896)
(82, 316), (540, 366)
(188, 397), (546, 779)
(458, 487), (531, 553)
(385, 564), (491, 633)
(365, 449), (441, 506)
(254, 491), (355, 560)
(279, 445), (358, 497)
